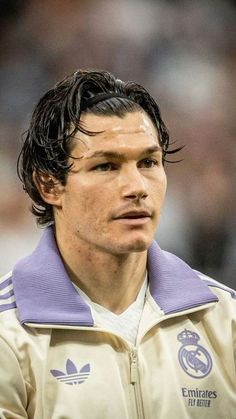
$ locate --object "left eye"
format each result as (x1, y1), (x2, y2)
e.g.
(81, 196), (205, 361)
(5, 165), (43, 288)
(138, 159), (158, 168)
(93, 163), (116, 172)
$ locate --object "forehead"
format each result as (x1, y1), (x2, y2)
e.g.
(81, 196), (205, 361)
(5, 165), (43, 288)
(71, 111), (160, 154)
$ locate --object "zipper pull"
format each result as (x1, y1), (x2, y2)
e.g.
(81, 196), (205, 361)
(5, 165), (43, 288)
(130, 348), (138, 384)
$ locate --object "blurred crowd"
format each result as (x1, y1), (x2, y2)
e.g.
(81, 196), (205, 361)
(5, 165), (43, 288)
(0, 0), (235, 287)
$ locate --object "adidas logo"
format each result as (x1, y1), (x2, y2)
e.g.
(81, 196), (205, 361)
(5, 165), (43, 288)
(50, 358), (91, 385)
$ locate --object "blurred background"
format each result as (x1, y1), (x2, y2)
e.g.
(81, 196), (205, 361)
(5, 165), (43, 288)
(0, 0), (235, 287)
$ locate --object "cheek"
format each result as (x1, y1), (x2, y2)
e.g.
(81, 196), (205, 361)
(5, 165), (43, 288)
(65, 184), (111, 219)
(151, 173), (167, 201)
(160, 170), (167, 192)
(162, 175), (167, 197)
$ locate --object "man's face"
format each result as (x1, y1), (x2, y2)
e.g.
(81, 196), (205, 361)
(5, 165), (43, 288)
(55, 111), (167, 255)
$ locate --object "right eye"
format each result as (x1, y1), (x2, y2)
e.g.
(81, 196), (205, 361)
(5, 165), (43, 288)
(92, 163), (117, 172)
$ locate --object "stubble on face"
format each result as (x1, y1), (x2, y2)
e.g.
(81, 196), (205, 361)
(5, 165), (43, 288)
(55, 111), (167, 257)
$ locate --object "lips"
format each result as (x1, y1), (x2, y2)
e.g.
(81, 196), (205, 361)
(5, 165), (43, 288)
(113, 210), (152, 226)
(114, 210), (152, 220)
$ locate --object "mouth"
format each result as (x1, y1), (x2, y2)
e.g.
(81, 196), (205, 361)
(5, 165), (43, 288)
(113, 211), (152, 225)
(117, 211), (151, 219)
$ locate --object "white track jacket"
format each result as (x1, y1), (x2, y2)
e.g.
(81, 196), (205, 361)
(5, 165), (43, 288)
(0, 228), (236, 418)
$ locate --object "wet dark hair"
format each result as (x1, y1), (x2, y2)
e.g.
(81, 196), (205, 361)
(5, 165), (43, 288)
(17, 69), (181, 227)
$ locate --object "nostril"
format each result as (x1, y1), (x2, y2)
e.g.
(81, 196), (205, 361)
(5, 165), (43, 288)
(126, 192), (148, 201)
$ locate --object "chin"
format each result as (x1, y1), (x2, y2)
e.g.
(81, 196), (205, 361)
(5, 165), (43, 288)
(114, 236), (152, 254)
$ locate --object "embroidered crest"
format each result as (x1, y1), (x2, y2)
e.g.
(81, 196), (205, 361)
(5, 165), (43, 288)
(50, 358), (91, 385)
(177, 329), (212, 379)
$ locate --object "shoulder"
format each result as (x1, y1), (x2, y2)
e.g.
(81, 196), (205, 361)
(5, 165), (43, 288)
(0, 272), (21, 342)
(195, 270), (236, 319)
(0, 272), (17, 315)
(195, 270), (236, 300)
(0, 273), (24, 356)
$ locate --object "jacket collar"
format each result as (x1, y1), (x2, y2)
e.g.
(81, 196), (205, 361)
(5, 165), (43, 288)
(12, 227), (218, 326)
(147, 242), (218, 314)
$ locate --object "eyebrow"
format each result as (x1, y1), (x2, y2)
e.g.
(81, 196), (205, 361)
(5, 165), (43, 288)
(85, 145), (162, 160)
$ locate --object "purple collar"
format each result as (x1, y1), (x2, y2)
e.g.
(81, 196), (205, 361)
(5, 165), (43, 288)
(12, 227), (218, 326)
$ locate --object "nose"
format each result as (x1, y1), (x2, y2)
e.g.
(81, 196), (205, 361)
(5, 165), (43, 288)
(119, 164), (148, 201)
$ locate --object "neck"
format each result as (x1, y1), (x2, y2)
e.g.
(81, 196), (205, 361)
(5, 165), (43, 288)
(55, 230), (147, 315)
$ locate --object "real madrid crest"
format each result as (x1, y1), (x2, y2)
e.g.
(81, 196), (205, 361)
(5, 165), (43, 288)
(177, 329), (212, 379)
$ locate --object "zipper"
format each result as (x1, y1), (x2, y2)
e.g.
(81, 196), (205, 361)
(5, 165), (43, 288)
(130, 347), (145, 419)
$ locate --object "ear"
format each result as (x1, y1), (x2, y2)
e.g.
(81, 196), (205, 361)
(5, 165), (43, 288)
(33, 171), (64, 207)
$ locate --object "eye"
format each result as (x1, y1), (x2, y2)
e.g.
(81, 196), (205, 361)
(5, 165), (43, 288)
(138, 158), (158, 169)
(92, 162), (116, 172)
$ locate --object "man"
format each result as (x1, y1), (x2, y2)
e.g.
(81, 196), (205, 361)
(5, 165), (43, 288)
(0, 69), (235, 418)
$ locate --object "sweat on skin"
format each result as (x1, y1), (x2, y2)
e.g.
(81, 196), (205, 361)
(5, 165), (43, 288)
(34, 111), (167, 314)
